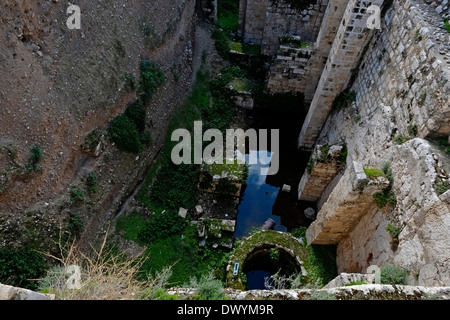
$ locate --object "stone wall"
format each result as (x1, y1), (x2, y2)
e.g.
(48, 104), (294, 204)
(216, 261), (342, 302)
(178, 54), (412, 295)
(297, 144), (345, 202)
(238, 0), (329, 55)
(310, 0), (450, 286)
(298, 0), (386, 149)
(267, 45), (315, 93)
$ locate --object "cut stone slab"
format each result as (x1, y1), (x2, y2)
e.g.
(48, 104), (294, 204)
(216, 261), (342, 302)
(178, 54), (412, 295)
(178, 207), (188, 218)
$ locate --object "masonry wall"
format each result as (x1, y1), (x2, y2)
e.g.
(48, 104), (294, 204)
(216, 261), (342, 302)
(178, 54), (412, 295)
(313, 0), (450, 286)
(238, 0), (329, 55)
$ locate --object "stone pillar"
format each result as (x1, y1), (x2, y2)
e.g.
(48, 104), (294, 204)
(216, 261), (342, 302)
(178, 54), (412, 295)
(298, 0), (386, 149)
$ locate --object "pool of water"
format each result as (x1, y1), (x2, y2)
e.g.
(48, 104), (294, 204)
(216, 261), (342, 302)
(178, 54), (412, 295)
(233, 108), (314, 290)
(234, 151), (285, 238)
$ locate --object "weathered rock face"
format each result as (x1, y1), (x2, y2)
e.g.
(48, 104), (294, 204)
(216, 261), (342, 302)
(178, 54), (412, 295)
(308, 0), (450, 286)
(0, 0), (197, 248)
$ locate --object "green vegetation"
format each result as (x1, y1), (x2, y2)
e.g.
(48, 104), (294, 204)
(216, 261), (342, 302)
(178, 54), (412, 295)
(107, 99), (153, 153)
(213, 27), (231, 59)
(332, 90), (356, 110)
(433, 138), (450, 154)
(140, 59), (165, 102)
(123, 67), (239, 286)
(304, 244), (337, 288)
(26, 143), (43, 171)
(67, 212), (84, 238)
(217, 0), (239, 32)
(418, 91), (427, 105)
(380, 264), (408, 285)
(279, 35), (310, 48)
(117, 213), (231, 286)
(392, 134), (410, 145)
(408, 123), (418, 137)
(188, 272), (226, 300)
(108, 114), (143, 153)
(373, 163), (397, 209)
(0, 247), (46, 290)
(86, 172), (98, 192)
(443, 17), (450, 33)
(137, 211), (188, 244)
(364, 168), (385, 179)
(386, 222), (402, 239)
(228, 230), (337, 290)
(70, 188), (84, 204)
(435, 181), (450, 196)
(345, 280), (369, 286)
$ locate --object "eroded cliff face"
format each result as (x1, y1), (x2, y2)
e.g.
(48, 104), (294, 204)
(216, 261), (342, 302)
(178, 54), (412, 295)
(0, 0), (196, 249)
(311, 0), (450, 286)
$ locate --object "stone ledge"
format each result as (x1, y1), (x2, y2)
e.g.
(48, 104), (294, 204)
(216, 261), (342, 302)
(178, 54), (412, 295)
(0, 283), (55, 300)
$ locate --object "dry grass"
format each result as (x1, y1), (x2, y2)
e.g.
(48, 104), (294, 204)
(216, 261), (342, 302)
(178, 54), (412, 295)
(38, 234), (173, 300)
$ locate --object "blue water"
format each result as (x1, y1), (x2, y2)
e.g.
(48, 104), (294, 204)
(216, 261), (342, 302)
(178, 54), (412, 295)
(234, 151), (287, 239)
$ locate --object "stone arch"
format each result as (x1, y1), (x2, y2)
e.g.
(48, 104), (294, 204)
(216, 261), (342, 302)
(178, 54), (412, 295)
(226, 230), (308, 290)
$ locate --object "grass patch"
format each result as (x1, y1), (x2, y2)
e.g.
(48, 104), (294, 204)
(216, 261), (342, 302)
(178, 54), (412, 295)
(364, 168), (385, 179)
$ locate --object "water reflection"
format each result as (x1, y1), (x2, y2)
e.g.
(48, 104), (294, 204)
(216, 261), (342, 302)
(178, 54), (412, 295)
(234, 151), (285, 239)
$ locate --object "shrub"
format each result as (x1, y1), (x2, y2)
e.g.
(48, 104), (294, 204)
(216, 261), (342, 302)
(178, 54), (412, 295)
(373, 163), (397, 208)
(107, 114), (143, 153)
(38, 238), (173, 300)
(67, 212), (84, 237)
(140, 59), (165, 101)
(26, 143), (43, 171)
(435, 181), (450, 196)
(148, 162), (200, 211)
(332, 90), (356, 109)
(380, 264), (408, 285)
(138, 211), (188, 245)
(0, 247), (46, 290)
(373, 191), (397, 208)
(212, 27), (231, 59)
(124, 100), (146, 132)
(86, 172), (98, 192)
(386, 222), (402, 239)
(70, 188), (84, 204)
(189, 272), (226, 300)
